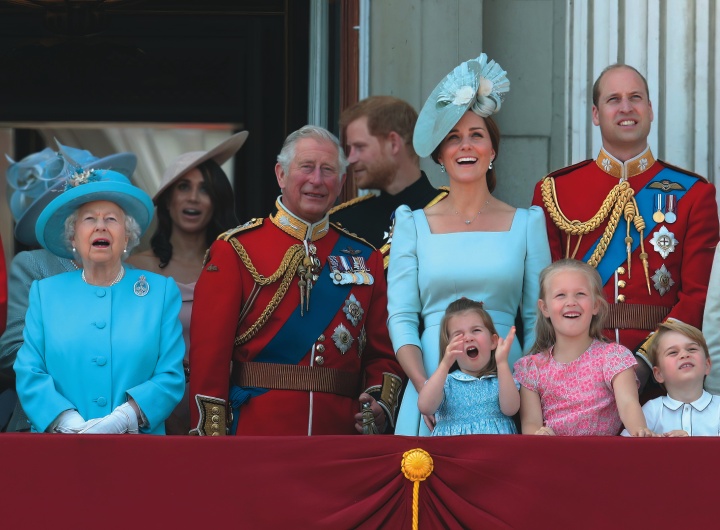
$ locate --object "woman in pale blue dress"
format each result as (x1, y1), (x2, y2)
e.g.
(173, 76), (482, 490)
(387, 53), (551, 436)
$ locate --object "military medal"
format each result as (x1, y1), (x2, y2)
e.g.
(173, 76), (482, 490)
(328, 255), (374, 286)
(332, 323), (353, 354)
(343, 294), (364, 326)
(652, 194), (665, 223)
(133, 275), (149, 297)
(664, 194), (677, 224)
(651, 264), (675, 296)
(650, 226), (678, 259)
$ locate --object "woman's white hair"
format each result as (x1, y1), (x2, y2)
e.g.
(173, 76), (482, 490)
(64, 207), (141, 262)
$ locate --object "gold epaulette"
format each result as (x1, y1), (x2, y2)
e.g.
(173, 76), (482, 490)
(540, 159), (593, 183)
(426, 187), (449, 208)
(328, 193), (375, 215)
(329, 222), (377, 250)
(656, 159), (709, 183)
(380, 187), (449, 269)
(217, 218), (264, 241)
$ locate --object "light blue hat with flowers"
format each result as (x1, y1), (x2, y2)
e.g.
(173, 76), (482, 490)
(35, 145), (152, 259)
(6, 142), (137, 246)
(413, 53), (510, 158)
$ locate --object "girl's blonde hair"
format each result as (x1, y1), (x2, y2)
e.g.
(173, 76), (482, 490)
(439, 297), (499, 376)
(531, 259), (609, 354)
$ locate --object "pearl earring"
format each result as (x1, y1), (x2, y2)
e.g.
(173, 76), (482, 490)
(440, 163), (446, 173)
(72, 247), (76, 253)
(489, 160), (493, 170)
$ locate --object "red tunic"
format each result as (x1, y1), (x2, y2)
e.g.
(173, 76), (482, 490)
(532, 148), (719, 358)
(189, 210), (402, 435)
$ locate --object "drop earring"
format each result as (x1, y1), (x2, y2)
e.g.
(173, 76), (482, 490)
(489, 160), (493, 170)
(440, 163), (446, 173)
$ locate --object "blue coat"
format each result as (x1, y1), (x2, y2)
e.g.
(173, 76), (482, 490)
(14, 268), (185, 434)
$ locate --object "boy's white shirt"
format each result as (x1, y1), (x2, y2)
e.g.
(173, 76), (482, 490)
(621, 390), (720, 436)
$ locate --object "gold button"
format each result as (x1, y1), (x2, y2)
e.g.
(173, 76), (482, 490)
(315, 355), (325, 365)
(211, 432), (220, 436)
(618, 280), (626, 288)
(211, 423), (219, 431)
(617, 266), (626, 275)
(211, 415), (220, 423)
(317, 344), (325, 353)
(617, 295), (626, 303)
(211, 406), (220, 414)
(318, 334), (325, 342)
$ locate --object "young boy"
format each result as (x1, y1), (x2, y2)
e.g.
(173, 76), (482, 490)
(623, 320), (720, 436)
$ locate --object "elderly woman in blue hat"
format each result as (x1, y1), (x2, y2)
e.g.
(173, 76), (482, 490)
(387, 53), (551, 436)
(13, 153), (185, 434)
(1, 145), (138, 432)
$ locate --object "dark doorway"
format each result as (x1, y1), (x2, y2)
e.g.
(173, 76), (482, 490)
(0, 0), (311, 220)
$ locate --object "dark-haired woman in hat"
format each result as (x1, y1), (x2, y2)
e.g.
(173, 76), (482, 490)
(387, 53), (551, 436)
(127, 131), (247, 434)
(14, 159), (185, 434)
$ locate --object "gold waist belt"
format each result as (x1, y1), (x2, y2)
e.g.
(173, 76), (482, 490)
(231, 362), (359, 398)
(605, 304), (671, 331)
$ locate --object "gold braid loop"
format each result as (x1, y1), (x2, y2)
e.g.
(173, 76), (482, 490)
(229, 239), (306, 346)
(541, 177), (635, 267)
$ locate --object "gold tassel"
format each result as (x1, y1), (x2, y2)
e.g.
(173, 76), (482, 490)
(401, 449), (434, 530)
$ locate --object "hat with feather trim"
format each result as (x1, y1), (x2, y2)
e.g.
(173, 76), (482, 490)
(7, 143), (137, 247)
(413, 53), (510, 158)
(153, 130), (248, 203)
(35, 143), (151, 259)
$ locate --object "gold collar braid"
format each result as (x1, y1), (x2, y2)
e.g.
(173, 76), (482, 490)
(540, 177), (651, 294)
(270, 197), (329, 242)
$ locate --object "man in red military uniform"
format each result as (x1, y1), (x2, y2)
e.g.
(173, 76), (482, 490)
(189, 125), (404, 435)
(533, 64), (719, 393)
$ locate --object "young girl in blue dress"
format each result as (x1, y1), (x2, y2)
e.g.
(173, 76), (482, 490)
(418, 298), (520, 435)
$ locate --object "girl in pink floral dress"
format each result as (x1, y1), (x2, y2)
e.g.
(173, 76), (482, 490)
(513, 259), (653, 436)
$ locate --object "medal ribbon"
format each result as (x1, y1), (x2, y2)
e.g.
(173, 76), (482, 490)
(583, 168), (698, 284)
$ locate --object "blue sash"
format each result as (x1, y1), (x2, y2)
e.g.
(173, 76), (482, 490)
(230, 233), (370, 432)
(583, 168), (698, 284)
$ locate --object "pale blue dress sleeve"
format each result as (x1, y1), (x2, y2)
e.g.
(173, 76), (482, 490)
(126, 276), (185, 432)
(387, 205), (422, 352)
(520, 206), (551, 354)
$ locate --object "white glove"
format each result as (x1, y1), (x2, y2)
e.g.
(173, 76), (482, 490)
(78, 403), (139, 435)
(49, 409), (87, 433)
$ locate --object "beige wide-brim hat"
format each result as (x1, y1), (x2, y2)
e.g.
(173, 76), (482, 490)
(153, 130), (249, 203)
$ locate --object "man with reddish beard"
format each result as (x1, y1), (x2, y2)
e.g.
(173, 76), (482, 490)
(330, 96), (446, 268)
(189, 125), (404, 436)
(532, 64), (719, 396)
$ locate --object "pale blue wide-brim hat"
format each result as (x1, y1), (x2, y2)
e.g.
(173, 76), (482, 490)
(35, 169), (154, 260)
(7, 145), (137, 246)
(413, 53), (510, 158)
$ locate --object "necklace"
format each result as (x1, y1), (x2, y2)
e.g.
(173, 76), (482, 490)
(455, 199), (491, 225)
(82, 266), (125, 286)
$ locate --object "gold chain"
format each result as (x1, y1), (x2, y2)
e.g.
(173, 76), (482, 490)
(229, 239), (306, 346)
(540, 176), (635, 266)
